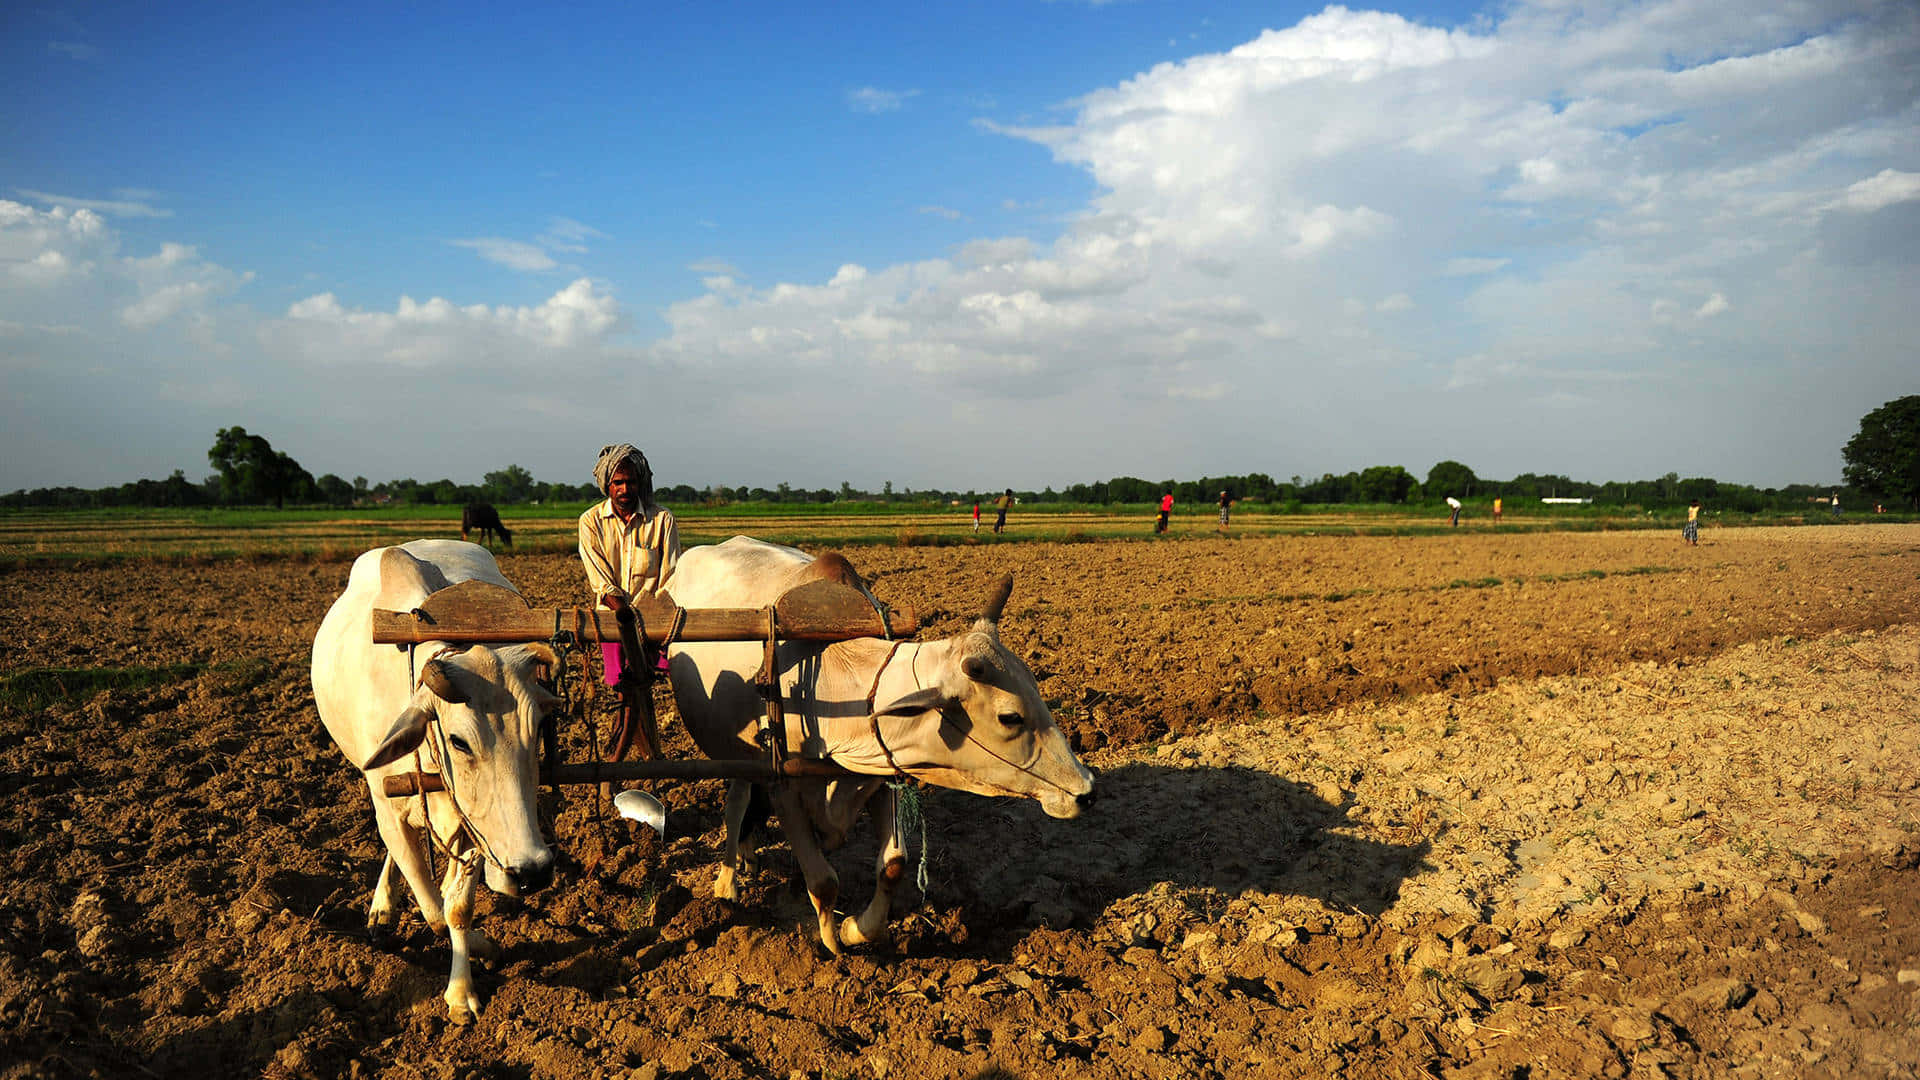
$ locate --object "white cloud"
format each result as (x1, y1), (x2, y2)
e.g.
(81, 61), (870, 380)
(1829, 169), (1920, 214)
(918, 205), (964, 220)
(451, 237), (558, 272)
(279, 277), (621, 358)
(14, 188), (169, 218)
(1695, 292), (1729, 318)
(847, 87), (919, 114)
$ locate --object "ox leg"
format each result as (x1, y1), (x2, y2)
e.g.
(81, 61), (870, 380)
(443, 857), (499, 962)
(766, 784), (842, 957)
(367, 853), (403, 941)
(840, 785), (907, 948)
(440, 848), (484, 1024)
(715, 780), (755, 901)
(371, 792), (447, 933)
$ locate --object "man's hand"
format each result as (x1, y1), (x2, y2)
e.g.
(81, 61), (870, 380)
(603, 593), (630, 616)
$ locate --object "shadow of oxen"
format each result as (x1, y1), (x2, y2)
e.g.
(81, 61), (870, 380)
(805, 761), (1427, 950)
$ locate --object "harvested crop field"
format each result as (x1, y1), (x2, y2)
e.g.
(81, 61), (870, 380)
(3, 524), (1918, 1079)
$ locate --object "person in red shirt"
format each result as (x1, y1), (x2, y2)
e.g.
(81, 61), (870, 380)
(1155, 492), (1173, 534)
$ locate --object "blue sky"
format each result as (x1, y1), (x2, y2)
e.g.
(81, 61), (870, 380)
(4, 0), (1915, 493)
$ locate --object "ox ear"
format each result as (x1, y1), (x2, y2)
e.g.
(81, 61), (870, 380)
(873, 686), (949, 719)
(362, 705), (434, 771)
(961, 654), (991, 683)
(421, 658), (469, 704)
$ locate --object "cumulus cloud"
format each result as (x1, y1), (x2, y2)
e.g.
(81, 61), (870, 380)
(277, 277), (621, 360)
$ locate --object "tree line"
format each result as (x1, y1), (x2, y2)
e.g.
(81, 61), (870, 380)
(6, 398), (1916, 512)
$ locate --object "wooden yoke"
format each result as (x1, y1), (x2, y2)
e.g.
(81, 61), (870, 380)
(371, 579), (915, 646)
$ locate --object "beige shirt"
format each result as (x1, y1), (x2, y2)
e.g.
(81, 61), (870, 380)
(578, 499), (681, 604)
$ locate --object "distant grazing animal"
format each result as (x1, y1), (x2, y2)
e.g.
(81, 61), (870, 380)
(460, 503), (512, 548)
(311, 539), (559, 1023)
(663, 536), (1095, 954)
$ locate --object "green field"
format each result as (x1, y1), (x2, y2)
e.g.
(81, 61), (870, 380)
(1, 499), (1889, 568)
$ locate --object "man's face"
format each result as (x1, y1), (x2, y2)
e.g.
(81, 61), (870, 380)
(607, 464), (641, 516)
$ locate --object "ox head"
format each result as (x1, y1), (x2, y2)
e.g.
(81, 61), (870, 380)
(872, 575), (1095, 819)
(363, 643), (561, 894)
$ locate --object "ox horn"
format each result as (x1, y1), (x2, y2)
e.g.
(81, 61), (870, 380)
(421, 658), (469, 704)
(522, 642), (561, 671)
(981, 574), (1014, 624)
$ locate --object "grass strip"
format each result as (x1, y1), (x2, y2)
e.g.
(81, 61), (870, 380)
(0, 659), (273, 711)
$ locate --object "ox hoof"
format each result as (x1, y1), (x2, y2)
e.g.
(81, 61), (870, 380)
(837, 916), (887, 949)
(366, 917), (400, 950)
(444, 984), (480, 1025)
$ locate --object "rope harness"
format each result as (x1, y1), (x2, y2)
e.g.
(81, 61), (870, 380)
(404, 643), (511, 883)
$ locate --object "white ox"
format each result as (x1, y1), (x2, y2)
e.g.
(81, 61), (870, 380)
(663, 536), (1095, 954)
(311, 539), (559, 1022)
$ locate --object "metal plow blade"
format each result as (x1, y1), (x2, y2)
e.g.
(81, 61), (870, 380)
(611, 789), (668, 837)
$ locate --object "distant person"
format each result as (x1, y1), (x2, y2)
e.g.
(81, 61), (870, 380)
(1217, 490), (1234, 531)
(1446, 496), (1462, 527)
(1831, 491), (1841, 518)
(579, 444), (682, 688)
(1492, 497), (1502, 525)
(1155, 492), (1173, 534)
(992, 489), (1014, 534)
(1683, 499), (1700, 546)
(972, 501), (981, 532)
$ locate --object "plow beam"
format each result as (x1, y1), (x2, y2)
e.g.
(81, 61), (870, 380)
(382, 756), (856, 798)
(371, 579), (914, 646)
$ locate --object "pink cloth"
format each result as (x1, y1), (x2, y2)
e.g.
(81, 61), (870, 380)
(601, 641), (668, 686)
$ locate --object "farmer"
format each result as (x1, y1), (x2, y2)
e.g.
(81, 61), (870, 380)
(579, 444), (682, 758)
(1446, 496), (1462, 527)
(1217, 490), (1233, 532)
(993, 489), (1014, 534)
(1683, 499), (1700, 546)
(972, 500), (981, 533)
(1492, 497), (1503, 525)
(1155, 491), (1173, 534)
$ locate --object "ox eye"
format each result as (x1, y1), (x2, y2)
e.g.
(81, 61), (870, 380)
(447, 734), (474, 756)
(998, 712), (1023, 729)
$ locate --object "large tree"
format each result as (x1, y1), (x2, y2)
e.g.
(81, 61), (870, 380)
(1425, 460), (1478, 500)
(207, 427), (315, 508)
(1842, 395), (1920, 510)
(1356, 464), (1418, 504)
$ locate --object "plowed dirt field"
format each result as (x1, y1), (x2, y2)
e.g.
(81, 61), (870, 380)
(3, 524), (1918, 1079)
